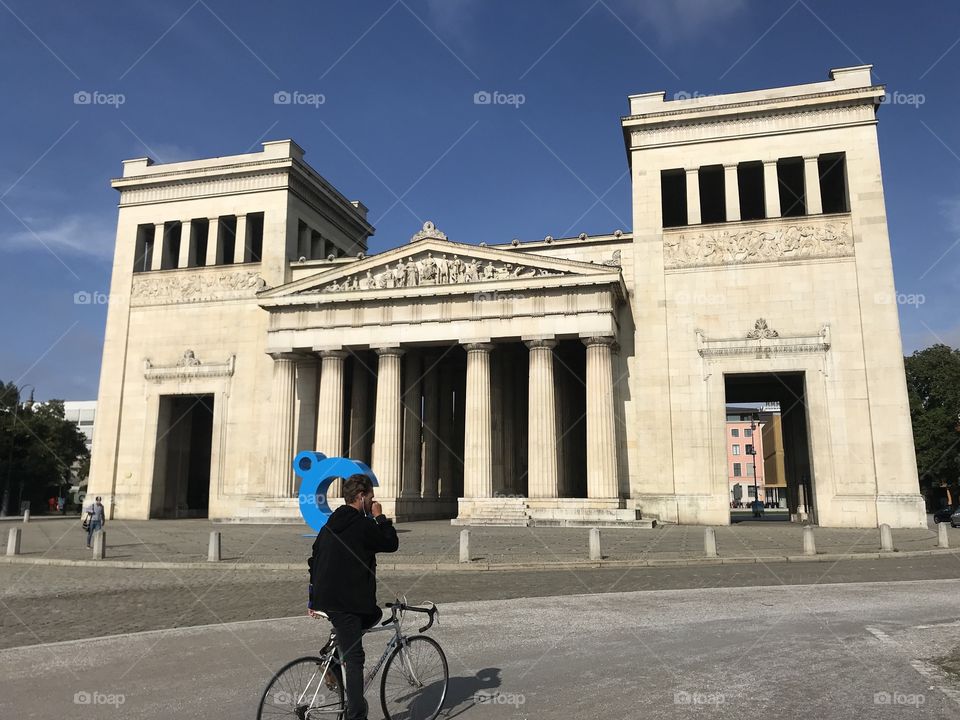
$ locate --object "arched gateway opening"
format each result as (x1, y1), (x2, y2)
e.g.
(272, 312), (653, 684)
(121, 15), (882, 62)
(724, 372), (815, 524)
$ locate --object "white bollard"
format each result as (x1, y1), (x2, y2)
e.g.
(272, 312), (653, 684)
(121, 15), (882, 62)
(938, 521), (949, 549)
(6, 527), (21, 556)
(704, 527), (717, 558)
(879, 523), (894, 553)
(802, 525), (816, 556)
(208, 531), (221, 562)
(92, 529), (105, 560)
(459, 529), (470, 563)
(22, 509), (29, 523)
(589, 528), (602, 561)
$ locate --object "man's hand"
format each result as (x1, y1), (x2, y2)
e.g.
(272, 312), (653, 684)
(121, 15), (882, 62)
(371, 501), (383, 518)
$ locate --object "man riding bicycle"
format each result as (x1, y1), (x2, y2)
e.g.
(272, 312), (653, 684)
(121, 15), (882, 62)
(308, 474), (399, 720)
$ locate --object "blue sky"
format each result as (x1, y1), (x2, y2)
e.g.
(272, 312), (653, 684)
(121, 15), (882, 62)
(2, 0), (959, 400)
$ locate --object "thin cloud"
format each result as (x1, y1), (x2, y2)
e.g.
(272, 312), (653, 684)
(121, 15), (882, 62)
(611, 0), (748, 43)
(2, 213), (116, 260)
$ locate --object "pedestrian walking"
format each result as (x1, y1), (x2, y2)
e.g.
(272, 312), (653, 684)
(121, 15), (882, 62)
(82, 496), (106, 548)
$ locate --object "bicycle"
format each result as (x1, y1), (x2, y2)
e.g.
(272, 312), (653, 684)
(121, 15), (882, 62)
(257, 600), (449, 720)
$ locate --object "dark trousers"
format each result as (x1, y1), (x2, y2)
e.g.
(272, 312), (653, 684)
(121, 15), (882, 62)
(328, 609), (383, 720)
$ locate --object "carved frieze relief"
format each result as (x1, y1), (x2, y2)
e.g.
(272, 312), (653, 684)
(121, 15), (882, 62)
(131, 269), (266, 305)
(664, 218), (853, 270)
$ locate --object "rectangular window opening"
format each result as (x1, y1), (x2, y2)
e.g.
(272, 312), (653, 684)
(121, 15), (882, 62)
(162, 221), (181, 270)
(246, 212), (264, 263)
(217, 216), (237, 265)
(818, 152), (849, 214)
(737, 161), (765, 221)
(661, 169), (687, 228)
(191, 219), (209, 267)
(698, 165), (726, 224)
(777, 157), (806, 217)
(133, 224), (154, 273)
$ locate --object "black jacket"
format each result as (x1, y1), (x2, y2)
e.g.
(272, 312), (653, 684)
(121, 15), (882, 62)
(308, 505), (399, 615)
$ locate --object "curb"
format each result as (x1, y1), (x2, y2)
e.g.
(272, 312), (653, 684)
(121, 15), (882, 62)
(0, 547), (956, 572)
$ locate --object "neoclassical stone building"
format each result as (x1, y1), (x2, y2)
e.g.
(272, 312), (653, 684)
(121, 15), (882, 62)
(88, 65), (926, 528)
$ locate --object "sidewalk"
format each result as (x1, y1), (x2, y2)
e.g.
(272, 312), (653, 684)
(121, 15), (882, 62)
(1, 517), (957, 570)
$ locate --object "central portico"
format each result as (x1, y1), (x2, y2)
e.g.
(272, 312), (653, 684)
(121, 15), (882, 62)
(258, 222), (639, 525)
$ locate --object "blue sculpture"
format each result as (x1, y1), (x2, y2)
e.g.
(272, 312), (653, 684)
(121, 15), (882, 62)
(294, 451), (379, 532)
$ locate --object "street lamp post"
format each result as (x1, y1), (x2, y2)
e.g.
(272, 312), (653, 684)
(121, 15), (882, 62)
(1, 383), (35, 517)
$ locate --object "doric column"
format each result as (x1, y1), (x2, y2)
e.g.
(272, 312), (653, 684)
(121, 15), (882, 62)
(438, 360), (455, 499)
(233, 214), (248, 264)
(723, 164), (741, 222)
(205, 217), (218, 266)
(266, 353), (298, 497)
(685, 168), (701, 225)
(526, 339), (559, 498)
(584, 337), (619, 499)
(401, 352), (423, 499)
(348, 356), (372, 464)
(763, 160), (781, 218)
(178, 220), (192, 268)
(372, 348), (404, 497)
(803, 156), (822, 214)
(422, 357), (440, 499)
(490, 352), (505, 495)
(463, 343), (494, 499)
(151, 223), (165, 271)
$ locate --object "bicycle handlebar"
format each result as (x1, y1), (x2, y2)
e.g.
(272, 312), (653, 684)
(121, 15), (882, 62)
(382, 601), (438, 633)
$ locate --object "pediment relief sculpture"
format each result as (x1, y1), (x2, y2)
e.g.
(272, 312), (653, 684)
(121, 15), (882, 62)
(301, 251), (568, 294)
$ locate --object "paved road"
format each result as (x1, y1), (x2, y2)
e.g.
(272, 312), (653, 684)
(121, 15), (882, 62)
(4, 554), (960, 650)
(2, 580), (959, 719)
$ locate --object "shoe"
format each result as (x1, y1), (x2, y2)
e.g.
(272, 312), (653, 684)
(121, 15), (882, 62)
(85, 544), (91, 549)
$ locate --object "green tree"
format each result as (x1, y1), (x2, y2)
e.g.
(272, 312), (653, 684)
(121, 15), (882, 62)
(904, 344), (960, 502)
(0, 382), (89, 515)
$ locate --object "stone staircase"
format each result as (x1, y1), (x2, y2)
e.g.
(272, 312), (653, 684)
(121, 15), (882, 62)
(451, 497), (532, 526)
(452, 497), (658, 528)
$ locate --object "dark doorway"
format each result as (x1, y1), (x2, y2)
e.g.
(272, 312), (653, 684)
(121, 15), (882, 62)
(150, 394), (214, 518)
(724, 373), (815, 524)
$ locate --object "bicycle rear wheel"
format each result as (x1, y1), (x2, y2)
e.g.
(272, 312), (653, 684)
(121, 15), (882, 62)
(380, 635), (448, 720)
(257, 655), (344, 719)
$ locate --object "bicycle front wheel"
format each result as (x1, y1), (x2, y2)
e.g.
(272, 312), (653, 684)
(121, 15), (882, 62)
(380, 635), (448, 720)
(257, 655), (344, 720)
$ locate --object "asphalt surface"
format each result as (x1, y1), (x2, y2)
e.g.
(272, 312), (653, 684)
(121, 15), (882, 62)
(2, 553), (960, 651)
(2, 579), (960, 719)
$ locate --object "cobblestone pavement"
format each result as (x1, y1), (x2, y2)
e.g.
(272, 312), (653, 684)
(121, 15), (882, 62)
(3, 552), (960, 650)
(3, 515), (958, 565)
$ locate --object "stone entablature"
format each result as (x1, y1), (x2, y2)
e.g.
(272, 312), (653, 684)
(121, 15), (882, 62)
(143, 350), (236, 382)
(663, 214), (853, 270)
(131, 266), (266, 306)
(696, 319), (831, 360)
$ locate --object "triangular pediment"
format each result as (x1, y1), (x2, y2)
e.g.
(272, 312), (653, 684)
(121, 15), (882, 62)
(259, 232), (621, 301)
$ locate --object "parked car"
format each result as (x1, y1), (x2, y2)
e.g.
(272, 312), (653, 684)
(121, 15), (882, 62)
(952, 510), (960, 529)
(934, 507), (956, 524)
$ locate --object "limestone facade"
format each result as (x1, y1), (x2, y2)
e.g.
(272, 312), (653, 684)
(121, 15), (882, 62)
(86, 65), (926, 528)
